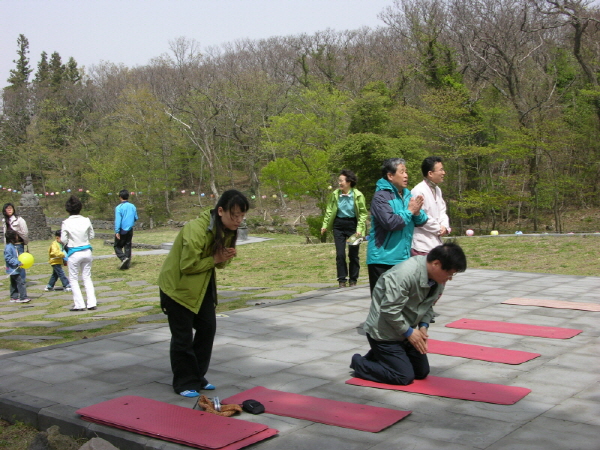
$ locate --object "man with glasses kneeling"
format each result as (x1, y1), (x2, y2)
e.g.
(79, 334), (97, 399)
(350, 242), (467, 385)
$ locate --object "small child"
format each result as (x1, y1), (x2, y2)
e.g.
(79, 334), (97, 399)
(45, 230), (71, 292)
(4, 229), (31, 303)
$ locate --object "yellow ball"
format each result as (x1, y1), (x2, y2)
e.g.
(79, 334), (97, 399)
(490, 230), (499, 236)
(18, 252), (35, 269)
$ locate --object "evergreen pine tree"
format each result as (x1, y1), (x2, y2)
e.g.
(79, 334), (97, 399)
(49, 51), (64, 89)
(34, 51), (50, 85)
(63, 57), (81, 84)
(6, 34), (32, 88)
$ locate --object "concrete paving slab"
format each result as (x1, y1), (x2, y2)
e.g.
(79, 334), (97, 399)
(94, 278), (125, 284)
(0, 310), (47, 320)
(46, 304), (120, 318)
(0, 335), (62, 342)
(0, 270), (598, 450)
(98, 290), (132, 297)
(485, 416), (600, 450)
(0, 320), (63, 328)
(283, 283), (333, 288)
(253, 290), (298, 297)
(140, 284), (159, 290)
(405, 410), (521, 449)
(91, 306), (154, 318)
(56, 320), (120, 331)
(127, 292), (160, 303)
(212, 355), (296, 377)
(20, 362), (100, 384)
(95, 296), (127, 304)
(136, 314), (166, 322)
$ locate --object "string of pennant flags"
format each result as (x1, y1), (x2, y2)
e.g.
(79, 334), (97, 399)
(0, 185), (318, 199)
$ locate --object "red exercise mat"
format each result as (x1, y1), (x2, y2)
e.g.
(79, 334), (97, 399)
(76, 395), (276, 450)
(346, 376), (531, 405)
(222, 386), (411, 432)
(445, 318), (582, 339)
(503, 297), (600, 312)
(428, 339), (540, 364)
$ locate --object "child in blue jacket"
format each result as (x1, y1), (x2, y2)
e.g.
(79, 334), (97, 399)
(4, 229), (30, 303)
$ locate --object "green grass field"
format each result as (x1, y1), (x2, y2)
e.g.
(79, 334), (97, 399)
(2, 231), (597, 350)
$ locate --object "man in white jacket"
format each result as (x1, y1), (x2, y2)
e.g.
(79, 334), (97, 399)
(411, 156), (450, 255)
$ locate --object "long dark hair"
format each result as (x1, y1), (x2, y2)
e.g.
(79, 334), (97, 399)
(212, 190), (250, 254)
(2, 203), (18, 227)
(4, 229), (19, 244)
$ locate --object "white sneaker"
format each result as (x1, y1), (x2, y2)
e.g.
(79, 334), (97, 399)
(44, 287), (53, 291)
(16, 298), (31, 303)
(9, 299), (17, 303)
(65, 287), (72, 292)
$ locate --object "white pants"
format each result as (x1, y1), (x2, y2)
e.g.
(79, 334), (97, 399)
(68, 249), (96, 309)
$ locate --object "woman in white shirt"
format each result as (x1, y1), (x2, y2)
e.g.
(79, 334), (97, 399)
(61, 196), (97, 311)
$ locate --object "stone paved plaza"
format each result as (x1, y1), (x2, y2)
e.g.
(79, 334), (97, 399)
(0, 249), (599, 449)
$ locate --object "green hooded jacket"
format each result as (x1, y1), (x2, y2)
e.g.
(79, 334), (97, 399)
(158, 209), (234, 313)
(321, 187), (368, 235)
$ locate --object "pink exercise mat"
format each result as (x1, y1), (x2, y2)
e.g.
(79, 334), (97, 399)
(346, 375), (531, 405)
(502, 297), (600, 312)
(445, 318), (582, 339)
(428, 339), (540, 364)
(76, 395), (277, 450)
(222, 386), (411, 432)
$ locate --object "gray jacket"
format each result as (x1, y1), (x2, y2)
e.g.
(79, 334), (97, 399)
(364, 256), (444, 341)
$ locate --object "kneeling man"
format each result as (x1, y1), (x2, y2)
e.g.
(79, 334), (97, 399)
(351, 242), (467, 385)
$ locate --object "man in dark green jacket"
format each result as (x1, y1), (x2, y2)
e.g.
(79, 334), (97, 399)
(351, 242), (466, 385)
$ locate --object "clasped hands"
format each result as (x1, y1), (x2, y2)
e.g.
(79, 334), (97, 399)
(408, 326), (429, 354)
(214, 247), (237, 264)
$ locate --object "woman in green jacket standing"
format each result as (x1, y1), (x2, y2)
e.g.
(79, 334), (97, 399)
(321, 170), (368, 288)
(158, 190), (250, 397)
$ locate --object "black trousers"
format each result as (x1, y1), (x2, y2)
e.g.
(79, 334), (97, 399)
(351, 333), (430, 385)
(332, 217), (360, 283)
(114, 230), (133, 261)
(367, 263), (395, 295)
(160, 276), (217, 394)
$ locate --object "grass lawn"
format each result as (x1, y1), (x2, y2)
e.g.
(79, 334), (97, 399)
(2, 231), (599, 353)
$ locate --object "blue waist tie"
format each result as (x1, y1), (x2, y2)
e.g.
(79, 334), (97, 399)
(66, 245), (92, 260)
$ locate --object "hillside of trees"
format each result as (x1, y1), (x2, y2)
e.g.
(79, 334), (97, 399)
(1, 0), (600, 233)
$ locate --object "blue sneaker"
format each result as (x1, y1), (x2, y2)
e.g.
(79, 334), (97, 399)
(202, 383), (216, 390)
(180, 390), (200, 398)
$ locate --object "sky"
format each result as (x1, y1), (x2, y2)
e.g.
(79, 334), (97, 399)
(2, 0), (394, 85)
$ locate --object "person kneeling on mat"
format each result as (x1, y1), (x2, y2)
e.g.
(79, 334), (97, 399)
(350, 242), (466, 385)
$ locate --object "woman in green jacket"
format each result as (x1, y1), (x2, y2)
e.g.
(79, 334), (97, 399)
(321, 170), (368, 287)
(158, 189), (249, 397)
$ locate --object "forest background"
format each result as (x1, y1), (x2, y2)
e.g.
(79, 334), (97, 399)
(2, 0), (600, 235)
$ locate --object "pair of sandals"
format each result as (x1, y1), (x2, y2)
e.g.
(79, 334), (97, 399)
(180, 383), (216, 398)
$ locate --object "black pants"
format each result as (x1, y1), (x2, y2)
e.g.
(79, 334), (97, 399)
(160, 276), (217, 394)
(333, 217), (360, 283)
(114, 230), (133, 262)
(351, 333), (430, 385)
(367, 263), (395, 295)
